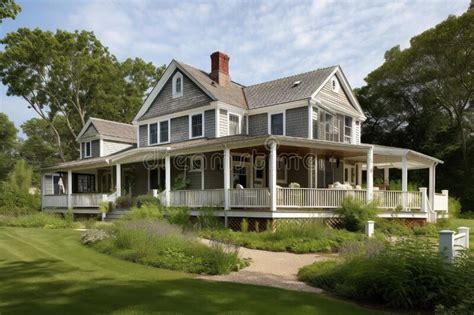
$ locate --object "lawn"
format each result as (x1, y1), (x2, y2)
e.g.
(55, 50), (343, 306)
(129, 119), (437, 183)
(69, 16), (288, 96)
(0, 227), (383, 314)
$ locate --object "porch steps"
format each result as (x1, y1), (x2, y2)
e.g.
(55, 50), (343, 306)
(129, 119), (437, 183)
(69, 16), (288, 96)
(105, 210), (129, 221)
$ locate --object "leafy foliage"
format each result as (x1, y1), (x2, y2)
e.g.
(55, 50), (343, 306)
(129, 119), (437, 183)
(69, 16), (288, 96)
(0, 113), (18, 182)
(0, 212), (73, 229)
(0, 0), (21, 23)
(335, 197), (378, 232)
(124, 204), (164, 220)
(115, 195), (135, 209)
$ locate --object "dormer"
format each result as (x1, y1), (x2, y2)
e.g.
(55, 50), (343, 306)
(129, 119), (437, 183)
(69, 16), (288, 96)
(76, 118), (137, 159)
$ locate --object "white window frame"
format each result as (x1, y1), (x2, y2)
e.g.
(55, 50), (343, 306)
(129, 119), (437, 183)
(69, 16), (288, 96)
(189, 112), (204, 139)
(159, 119), (171, 144)
(344, 116), (352, 144)
(189, 155), (204, 172)
(331, 76), (340, 92)
(84, 141), (92, 158)
(227, 112), (241, 136)
(276, 157), (288, 184)
(268, 112), (285, 136)
(148, 123), (158, 145)
(172, 72), (183, 98)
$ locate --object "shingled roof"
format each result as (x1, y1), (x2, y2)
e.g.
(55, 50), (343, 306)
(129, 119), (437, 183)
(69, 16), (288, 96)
(87, 118), (137, 142)
(243, 66), (337, 109)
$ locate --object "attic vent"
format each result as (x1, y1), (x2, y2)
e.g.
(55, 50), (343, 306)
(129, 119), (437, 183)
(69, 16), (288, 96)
(292, 80), (301, 87)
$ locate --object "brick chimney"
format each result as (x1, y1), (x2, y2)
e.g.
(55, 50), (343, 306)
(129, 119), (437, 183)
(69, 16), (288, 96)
(210, 51), (230, 87)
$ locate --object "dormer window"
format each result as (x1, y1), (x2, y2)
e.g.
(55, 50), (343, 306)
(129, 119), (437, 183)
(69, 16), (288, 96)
(331, 76), (340, 92)
(83, 141), (92, 158)
(172, 72), (183, 98)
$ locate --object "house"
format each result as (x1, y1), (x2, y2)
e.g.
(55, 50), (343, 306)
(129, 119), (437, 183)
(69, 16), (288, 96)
(41, 51), (449, 224)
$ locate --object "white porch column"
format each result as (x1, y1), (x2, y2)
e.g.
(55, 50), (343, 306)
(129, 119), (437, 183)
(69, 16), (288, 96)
(67, 170), (72, 209)
(223, 148), (230, 211)
(165, 155), (171, 207)
(116, 164), (122, 197)
(429, 164), (436, 210)
(269, 141), (277, 211)
(366, 147), (374, 201)
(402, 155), (408, 208)
(357, 163), (363, 186)
(383, 168), (390, 187)
(308, 104), (313, 139)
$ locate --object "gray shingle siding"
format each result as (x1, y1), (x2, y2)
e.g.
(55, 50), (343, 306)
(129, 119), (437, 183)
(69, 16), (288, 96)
(82, 124), (98, 139)
(139, 125), (148, 147)
(204, 152), (223, 189)
(204, 109), (215, 138)
(170, 116), (189, 143)
(286, 106), (308, 138)
(139, 70), (212, 121)
(248, 113), (268, 136)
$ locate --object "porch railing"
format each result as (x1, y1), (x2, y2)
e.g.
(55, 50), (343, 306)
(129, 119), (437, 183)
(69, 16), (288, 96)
(42, 193), (111, 209)
(434, 191), (449, 212)
(229, 188), (270, 208)
(277, 188), (367, 208)
(71, 193), (108, 207)
(169, 189), (225, 207)
(42, 195), (68, 208)
(373, 190), (422, 210)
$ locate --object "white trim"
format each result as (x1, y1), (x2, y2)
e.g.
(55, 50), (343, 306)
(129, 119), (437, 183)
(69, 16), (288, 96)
(307, 102), (313, 139)
(136, 127), (140, 148)
(159, 119), (171, 144)
(99, 138), (104, 157)
(79, 143), (82, 159)
(172, 72), (184, 98)
(249, 99), (307, 115)
(76, 119), (94, 140)
(189, 112), (205, 139)
(268, 112), (286, 136)
(138, 104), (214, 125)
(246, 114), (249, 135)
(84, 141), (92, 158)
(148, 123), (158, 145)
(227, 112), (241, 136)
(215, 104), (220, 137)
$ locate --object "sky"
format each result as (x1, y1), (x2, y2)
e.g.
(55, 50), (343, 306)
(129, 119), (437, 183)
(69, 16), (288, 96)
(0, 0), (469, 136)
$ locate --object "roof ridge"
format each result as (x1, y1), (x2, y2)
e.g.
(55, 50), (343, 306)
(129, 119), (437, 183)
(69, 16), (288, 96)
(89, 117), (135, 127)
(244, 65), (339, 89)
(176, 60), (246, 87)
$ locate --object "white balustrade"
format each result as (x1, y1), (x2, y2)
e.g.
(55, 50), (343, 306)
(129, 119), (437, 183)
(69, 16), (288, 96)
(373, 190), (422, 210)
(229, 188), (270, 208)
(42, 195), (68, 208)
(276, 188), (367, 208)
(169, 189), (225, 207)
(71, 193), (108, 207)
(434, 190), (449, 212)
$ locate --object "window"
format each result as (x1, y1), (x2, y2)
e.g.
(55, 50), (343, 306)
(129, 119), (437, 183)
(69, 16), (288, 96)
(228, 113), (240, 135)
(172, 72), (183, 98)
(344, 116), (352, 143)
(190, 113), (203, 138)
(325, 113), (333, 141)
(159, 120), (169, 143)
(76, 174), (95, 193)
(331, 76), (340, 92)
(190, 156), (203, 172)
(269, 113), (284, 135)
(84, 141), (92, 158)
(149, 123), (158, 145)
(277, 158), (287, 184)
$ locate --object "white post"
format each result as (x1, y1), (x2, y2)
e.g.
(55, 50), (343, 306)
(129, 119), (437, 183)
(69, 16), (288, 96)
(402, 155), (408, 208)
(458, 227), (470, 249)
(384, 168), (389, 187)
(429, 164), (436, 211)
(152, 189), (158, 198)
(165, 155), (171, 207)
(67, 170), (72, 209)
(439, 230), (455, 263)
(419, 187), (428, 213)
(357, 163), (363, 186)
(223, 148), (230, 229)
(442, 189), (449, 214)
(116, 164), (122, 197)
(269, 141), (277, 211)
(308, 104), (313, 139)
(366, 147), (374, 201)
(366, 220), (375, 238)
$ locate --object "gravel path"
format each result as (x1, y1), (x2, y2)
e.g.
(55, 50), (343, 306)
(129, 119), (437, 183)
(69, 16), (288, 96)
(198, 240), (326, 293)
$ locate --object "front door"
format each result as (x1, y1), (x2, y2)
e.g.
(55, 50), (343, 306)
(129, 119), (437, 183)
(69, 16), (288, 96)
(253, 156), (266, 188)
(344, 164), (356, 185)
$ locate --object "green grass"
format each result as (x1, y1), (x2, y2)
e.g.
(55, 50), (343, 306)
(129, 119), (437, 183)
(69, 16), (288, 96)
(0, 227), (383, 314)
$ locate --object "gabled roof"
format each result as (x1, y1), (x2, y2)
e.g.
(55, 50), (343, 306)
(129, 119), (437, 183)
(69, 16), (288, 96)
(243, 66), (337, 109)
(76, 117), (137, 143)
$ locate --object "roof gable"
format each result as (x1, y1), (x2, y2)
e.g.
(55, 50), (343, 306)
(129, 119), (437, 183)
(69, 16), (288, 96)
(77, 118), (137, 143)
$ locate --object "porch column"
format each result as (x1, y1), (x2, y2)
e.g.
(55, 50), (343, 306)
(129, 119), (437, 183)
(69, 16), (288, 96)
(357, 163), (363, 186)
(402, 155), (408, 208)
(116, 164), (121, 197)
(223, 148), (230, 211)
(384, 168), (390, 187)
(269, 140), (277, 211)
(67, 170), (72, 209)
(429, 164), (436, 210)
(366, 147), (374, 201)
(165, 155), (171, 207)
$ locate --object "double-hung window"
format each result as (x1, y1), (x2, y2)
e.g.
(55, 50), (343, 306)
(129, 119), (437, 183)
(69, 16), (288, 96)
(269, 113), (284, 135)
(149, 123), (158, 145)
(344, 116), (352, 143)
(159, 120), (169, 143)
(83, 141), (92, 158)
(228, 113), (240, 135)
(190, 113), (203, 138)
(325, 113), (333, 141)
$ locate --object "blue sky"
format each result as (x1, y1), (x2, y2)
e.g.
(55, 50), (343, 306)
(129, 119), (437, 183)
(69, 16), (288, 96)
(0, 0), (469, 135)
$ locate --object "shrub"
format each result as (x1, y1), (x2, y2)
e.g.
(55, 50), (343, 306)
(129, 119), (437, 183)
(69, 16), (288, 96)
(197, 207), (222, 230)
(448, 196), (461, 218)
(240, 218), (249, 233)
(0, 212), (73, 229)
(299, 239), (474, 311)
(90, 219), (245, 274)
(166, 207), (191, 228)
(81, 229), (110, 245)
(335, 197), (378, 232)
(124, 204), (163, 220)
(136, 195), (160, 208)
(115, 195), (135, 209)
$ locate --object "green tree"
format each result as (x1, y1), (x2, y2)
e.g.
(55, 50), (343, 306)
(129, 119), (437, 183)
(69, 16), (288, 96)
(357, 9), (474, 210)
(0, 28), (165, 160)
(0, 113), (18, 181)
(0, 0), (21, 23)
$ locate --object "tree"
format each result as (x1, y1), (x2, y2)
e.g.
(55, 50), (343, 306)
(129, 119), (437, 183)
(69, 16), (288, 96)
(0, 0), (21, 23)
(357, 9), (474, 210)
(0, 113), (18, 181)
(0, 28), (165, 161)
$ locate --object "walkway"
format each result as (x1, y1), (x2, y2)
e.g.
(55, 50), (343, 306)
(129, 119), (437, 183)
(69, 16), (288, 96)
(198, 239), (326, 293)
